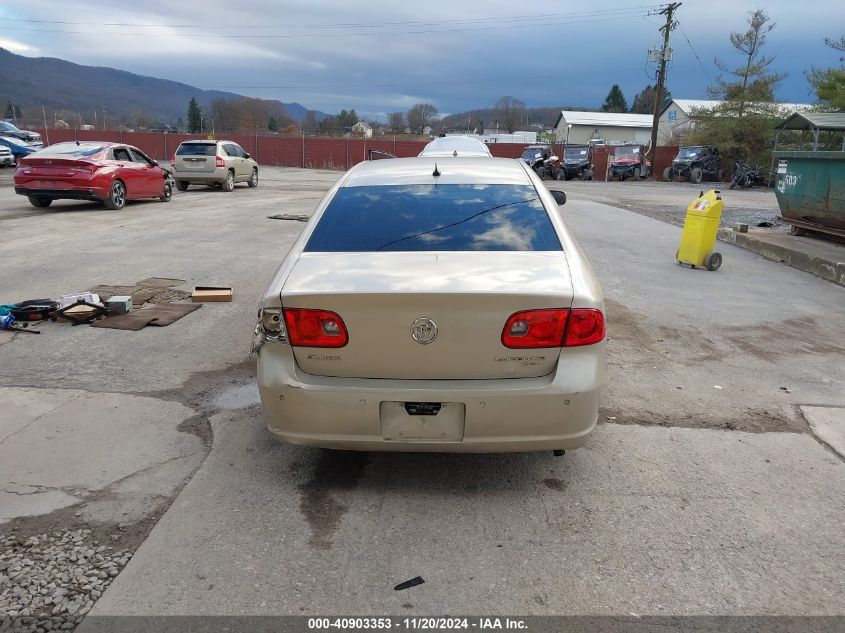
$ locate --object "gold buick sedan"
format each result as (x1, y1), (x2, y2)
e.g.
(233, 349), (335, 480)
(253, 153), (605, 454)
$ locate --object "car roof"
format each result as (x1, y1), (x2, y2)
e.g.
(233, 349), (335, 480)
(179, 139), (232, 144)
(343, 157), (531, 187)
(418, 136), (492, 157)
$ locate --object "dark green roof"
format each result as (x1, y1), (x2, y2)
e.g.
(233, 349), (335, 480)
(775, 111), (845, 131)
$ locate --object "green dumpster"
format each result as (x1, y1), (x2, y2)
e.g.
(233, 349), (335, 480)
(774, 150), (845, 238)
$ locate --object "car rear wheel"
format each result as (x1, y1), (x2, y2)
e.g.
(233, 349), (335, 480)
(221, 170), (235, 192)
(248, 168), (258, 188)
(28, 196), (52, 208)
(160, 182), (172, 202)
(176, 181), (190, 191)
(691, 167), (703, 184)
(103, 180), (126, 210)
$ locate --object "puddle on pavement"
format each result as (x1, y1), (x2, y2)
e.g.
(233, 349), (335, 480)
(212, 382), (261, 410)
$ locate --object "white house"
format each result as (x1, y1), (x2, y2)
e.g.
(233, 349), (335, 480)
(351, 121), (373, 138)
(553, 111), (653, 145)
(658, 99), (815, 144)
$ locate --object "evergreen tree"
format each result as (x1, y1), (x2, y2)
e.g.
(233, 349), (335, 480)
(708, 8), (784, 117)
(601, 85), (628, 113)
(630, 85), (672, 114)
(807, 35), (845, 111)
(187, 98), (203, 133)
(268, 115), (279, 132)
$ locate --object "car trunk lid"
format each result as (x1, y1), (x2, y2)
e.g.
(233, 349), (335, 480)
(281, 252), (573, 379)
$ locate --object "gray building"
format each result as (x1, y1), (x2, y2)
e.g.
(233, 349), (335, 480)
(553, 111), (653, 145)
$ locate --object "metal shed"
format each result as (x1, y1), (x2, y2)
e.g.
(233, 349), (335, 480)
(774, 112), (845, 152)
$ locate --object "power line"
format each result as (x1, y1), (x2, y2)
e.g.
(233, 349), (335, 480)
(678, 23), (713, 82)
(0, 7), (661, 30)
(0, 11), (659, 39)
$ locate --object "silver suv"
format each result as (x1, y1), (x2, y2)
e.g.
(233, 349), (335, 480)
(171, 140), (258, 191)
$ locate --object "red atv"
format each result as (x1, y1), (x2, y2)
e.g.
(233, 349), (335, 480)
(608, 144), (651, 181)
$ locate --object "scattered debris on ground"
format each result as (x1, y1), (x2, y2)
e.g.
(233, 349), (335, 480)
(268, 213), (309, 222)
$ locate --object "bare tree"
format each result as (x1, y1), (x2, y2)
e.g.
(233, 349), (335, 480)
(302, 110), (319, 135)
(406, 103), (439, 134)
(388, 111), (406, 133)
(494, 96), (527, 134)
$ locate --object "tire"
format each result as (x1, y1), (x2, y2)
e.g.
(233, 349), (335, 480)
(176, 181), (189, 192)
(160, 182), (172, 202)
(103, 180), (126, 210)
(633, 167), (641, 181)
(705, 251), (723, 271)
(247, 168), (258, 188)
(28, 196), (52, 208)
(663, 167), (672, 181)
(691, 167), (703, 184)
(221, 170), (235, 192)
(729, 179), (737, 190)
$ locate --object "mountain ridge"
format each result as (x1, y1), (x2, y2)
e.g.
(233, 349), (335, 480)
(0, 48), (329, 125)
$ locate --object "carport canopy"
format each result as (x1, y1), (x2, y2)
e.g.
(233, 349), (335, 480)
(774, 112), (845, 151)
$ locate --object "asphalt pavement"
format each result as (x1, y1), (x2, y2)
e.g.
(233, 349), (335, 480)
(1, 169), (843, 618)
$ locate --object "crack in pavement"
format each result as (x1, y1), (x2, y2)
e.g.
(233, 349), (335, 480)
(0, 391), (85, 447)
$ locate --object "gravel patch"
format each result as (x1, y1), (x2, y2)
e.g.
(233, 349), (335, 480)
(0, 529), (132, 631)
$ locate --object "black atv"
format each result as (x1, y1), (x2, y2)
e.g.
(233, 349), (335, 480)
(664, 145), (723, 184)
(520, 144), (560, 180)
(558, 144), (593, 181)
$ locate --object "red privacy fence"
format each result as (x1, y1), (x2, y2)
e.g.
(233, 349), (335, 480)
(34, 130), (680, 181)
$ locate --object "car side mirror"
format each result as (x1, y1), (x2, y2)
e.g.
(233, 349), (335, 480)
(551, 190), (567, 206)
(244, 153), (251, 159)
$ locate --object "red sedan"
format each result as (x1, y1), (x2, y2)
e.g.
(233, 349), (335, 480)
(14, 142), (172, 209)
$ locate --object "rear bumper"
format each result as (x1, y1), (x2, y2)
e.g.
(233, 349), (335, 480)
(171, 167), (228, 183)
(15, 187), (104, 201)
(256, 342), (603, 453)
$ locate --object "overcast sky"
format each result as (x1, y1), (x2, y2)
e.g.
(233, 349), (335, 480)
(1, 1), (842, 120)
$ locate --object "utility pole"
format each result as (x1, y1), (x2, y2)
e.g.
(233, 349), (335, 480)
(649, 2), (680, 169)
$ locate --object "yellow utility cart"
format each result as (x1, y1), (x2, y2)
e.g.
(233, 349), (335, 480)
(676, 189), (724, 271)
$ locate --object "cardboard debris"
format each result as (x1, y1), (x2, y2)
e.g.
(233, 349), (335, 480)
(92, 303), (201, 330)
(192, 286), (233, 302)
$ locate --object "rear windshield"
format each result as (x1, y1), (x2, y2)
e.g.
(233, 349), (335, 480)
(305, 184), (561, 252)
(35, 143), (105, 157)
(177, 143), (216, 156)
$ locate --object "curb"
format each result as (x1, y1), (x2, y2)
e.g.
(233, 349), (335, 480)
(717, 228), (845, 287)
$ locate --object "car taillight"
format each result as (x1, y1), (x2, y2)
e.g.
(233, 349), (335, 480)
(501, 308), (605, 348)
(170, 155), (175, 169)
(215, 156), (225, 168)
(283, 308), (348, 348)
(563, 309), (606, 347)
(502, 309), (568, 349)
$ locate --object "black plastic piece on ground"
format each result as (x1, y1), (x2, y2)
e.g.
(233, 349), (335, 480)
(394, 576), (425, 591)
(553, 450), (565, 456)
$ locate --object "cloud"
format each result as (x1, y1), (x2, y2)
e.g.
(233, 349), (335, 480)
(0, 37), (38, 54)
(2, 0), (842, 114)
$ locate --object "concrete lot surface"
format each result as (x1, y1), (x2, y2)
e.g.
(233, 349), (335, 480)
(0, 166), (843, 618)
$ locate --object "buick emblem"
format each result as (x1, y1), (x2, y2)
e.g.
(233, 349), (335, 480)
(410, 317), (437, 345)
